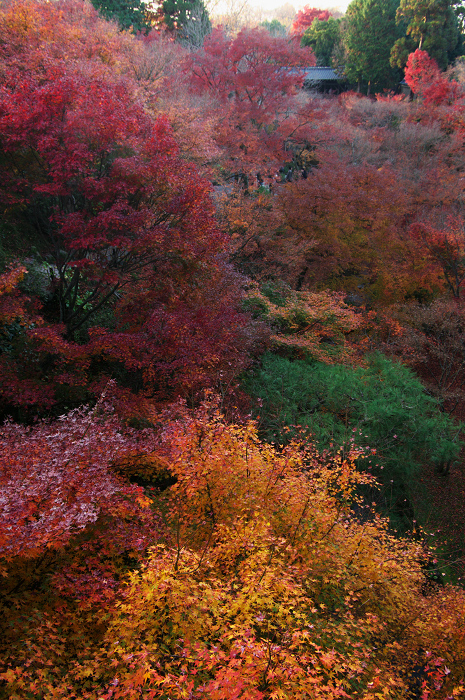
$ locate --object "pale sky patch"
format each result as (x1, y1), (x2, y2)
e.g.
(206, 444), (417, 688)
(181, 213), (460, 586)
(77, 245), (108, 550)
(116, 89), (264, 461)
(209, 0), (349, 26)
(254, 0), (349, 10)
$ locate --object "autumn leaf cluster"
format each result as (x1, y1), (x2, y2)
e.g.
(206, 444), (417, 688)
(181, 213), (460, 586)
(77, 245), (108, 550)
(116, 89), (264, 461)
(2, 405), (465, 699)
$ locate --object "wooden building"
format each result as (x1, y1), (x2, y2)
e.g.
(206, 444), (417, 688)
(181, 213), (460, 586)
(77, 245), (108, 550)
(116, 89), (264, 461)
(302, 66), (344, 93)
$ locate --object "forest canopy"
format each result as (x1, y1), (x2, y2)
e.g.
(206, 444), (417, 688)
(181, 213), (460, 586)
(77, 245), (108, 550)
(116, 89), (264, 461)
(2, 0), (465, 698)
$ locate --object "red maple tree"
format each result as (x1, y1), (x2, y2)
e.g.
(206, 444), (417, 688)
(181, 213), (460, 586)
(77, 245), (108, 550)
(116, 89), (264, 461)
(291, 6), (331, 39)
(409, 216), (465, 298)
(186, 27), (315, 178)
(0, 0), (260, 414)
(404, 49), (461, 106)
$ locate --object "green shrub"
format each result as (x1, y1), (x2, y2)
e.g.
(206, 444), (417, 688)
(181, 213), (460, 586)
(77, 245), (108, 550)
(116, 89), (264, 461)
(242, 351), (462, 528)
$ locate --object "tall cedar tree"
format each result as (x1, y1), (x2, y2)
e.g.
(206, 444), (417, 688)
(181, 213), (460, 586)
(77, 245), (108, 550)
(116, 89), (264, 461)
(343, 0), (404, 93)
(301, 16), (341, 66)
(390, 0), (462, 69)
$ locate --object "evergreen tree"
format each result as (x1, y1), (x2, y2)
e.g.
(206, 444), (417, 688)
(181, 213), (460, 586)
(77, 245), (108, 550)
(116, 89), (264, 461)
(90, 0), (151, 32)
(242, 352), (462, 530)
(343, 0), (404, 93)
(260, 18), (287, 37)
(163, 0), (210, 44)
(390, 0), (462, 69)
(301, 17), (341, 66)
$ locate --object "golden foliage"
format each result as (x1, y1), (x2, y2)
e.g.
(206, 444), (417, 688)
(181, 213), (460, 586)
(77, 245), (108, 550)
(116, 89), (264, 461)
(244, 283), (362, 363)
(91, 412), (465, 698)
(2, 409), (465, 698)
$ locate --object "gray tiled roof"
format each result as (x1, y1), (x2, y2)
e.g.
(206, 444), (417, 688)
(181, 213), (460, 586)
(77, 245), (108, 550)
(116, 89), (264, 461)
(303, 67), (340, 82)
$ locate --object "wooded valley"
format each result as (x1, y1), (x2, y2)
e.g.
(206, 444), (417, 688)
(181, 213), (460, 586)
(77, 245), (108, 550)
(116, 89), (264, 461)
(2, 0), (465, 697)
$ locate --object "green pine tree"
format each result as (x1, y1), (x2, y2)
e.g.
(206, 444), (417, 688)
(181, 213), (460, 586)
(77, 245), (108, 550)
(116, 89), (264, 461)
(90, 0), (151, 33)
(242, 351), (462, 530)
(260, 19), (287, 37)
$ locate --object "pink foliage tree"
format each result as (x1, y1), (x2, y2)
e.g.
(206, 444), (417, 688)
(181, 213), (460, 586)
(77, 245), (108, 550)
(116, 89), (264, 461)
(0, 392), (159, 562)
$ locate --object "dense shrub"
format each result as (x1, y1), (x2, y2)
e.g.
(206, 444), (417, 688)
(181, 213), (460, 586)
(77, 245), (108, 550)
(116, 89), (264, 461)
(242, 351), (462, 527)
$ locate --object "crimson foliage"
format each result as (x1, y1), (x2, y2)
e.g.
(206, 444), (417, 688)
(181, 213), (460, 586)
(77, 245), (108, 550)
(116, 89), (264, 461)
(0, 0), (258, 415)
